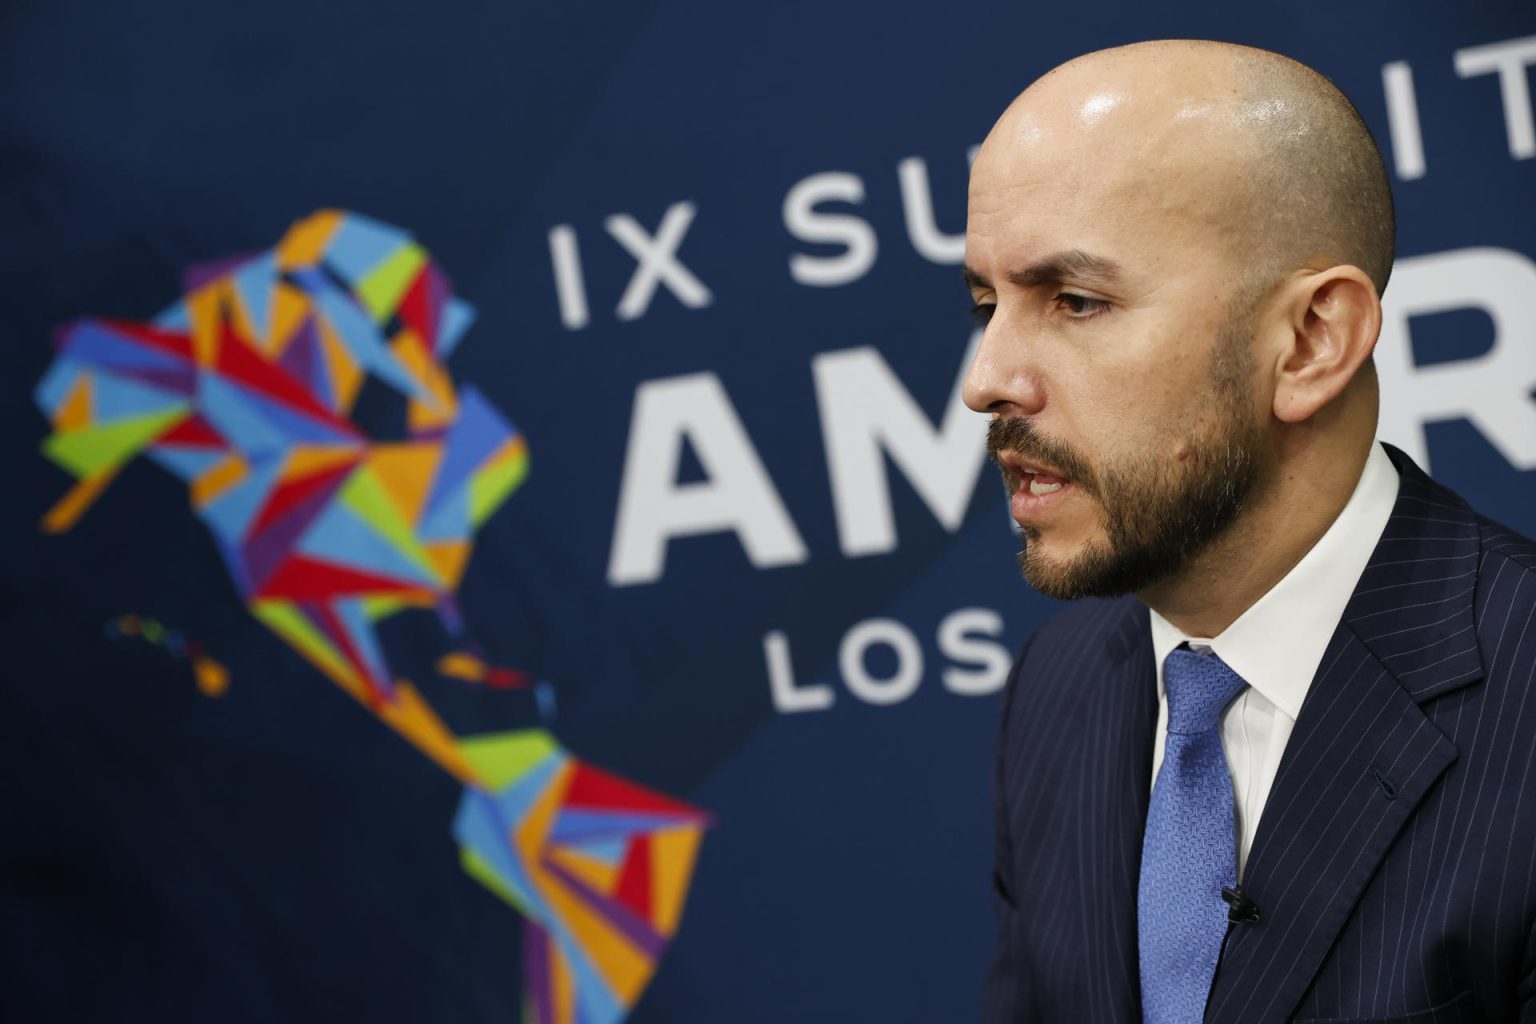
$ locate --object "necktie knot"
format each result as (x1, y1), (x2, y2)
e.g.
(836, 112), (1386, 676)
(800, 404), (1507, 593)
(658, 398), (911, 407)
(1164, 647), (1247, 735)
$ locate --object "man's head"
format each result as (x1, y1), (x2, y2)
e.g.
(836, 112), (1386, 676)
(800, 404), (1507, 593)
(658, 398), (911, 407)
(964, 40), (1392, 605)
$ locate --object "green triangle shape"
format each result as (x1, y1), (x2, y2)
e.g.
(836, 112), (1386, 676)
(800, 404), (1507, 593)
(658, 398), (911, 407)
(469, 447), (529, 526)
(338, 466), (438, 578)
(357, 243), (427, 321)
(459, 729), (560, 790)
(42, 407), (188, 477)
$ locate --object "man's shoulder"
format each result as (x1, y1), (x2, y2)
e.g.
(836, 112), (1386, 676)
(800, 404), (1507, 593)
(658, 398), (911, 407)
(1382, 454), (1536, 681)
(1472, 510), (1536, 577)
(1470, 508), (1536, 621)
(1383, 445), (1536, 600)
(1402, 452), (1536, 595)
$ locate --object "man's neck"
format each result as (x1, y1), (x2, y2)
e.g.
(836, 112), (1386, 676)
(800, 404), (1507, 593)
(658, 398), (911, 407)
(1137, 435), (1374, 638)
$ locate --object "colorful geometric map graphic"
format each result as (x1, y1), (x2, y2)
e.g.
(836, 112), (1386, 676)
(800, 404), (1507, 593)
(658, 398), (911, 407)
(34, 210), (709, 1024)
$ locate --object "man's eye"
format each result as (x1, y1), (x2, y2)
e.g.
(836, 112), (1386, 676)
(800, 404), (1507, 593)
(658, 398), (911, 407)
(969, 303), (996, 325)
(1056, 293), (1110, 318)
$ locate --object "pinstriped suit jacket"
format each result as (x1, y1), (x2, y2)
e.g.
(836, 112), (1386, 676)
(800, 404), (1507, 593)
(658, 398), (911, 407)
(985, 446), (1536, 1023)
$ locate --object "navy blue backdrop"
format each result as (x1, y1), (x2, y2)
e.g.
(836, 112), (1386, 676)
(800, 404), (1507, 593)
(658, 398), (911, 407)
(3, 2), (1534, 1021)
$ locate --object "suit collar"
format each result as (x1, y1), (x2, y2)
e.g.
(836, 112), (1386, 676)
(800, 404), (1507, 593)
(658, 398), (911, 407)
(1149, 442), (1401, 722)
(1106, 598), (1149, 666)
(1338, 443), (1485, 702)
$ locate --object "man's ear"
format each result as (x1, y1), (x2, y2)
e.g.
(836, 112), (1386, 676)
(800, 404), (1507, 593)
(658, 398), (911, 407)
(1270, 265), (1381, 424)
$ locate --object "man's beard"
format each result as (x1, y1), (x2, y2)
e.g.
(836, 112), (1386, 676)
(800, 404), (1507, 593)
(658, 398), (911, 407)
(986, 330), (1264, 601)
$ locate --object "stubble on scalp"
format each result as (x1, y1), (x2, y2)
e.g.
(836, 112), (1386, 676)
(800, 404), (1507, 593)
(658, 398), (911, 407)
(1180, 41), (1398, 301)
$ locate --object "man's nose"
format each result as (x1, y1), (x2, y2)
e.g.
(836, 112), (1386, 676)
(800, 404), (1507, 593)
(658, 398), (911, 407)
(962, 318), (1046, 416)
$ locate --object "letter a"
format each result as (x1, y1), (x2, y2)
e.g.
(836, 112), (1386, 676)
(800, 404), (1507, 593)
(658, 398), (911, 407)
(609, 373), (808, 585)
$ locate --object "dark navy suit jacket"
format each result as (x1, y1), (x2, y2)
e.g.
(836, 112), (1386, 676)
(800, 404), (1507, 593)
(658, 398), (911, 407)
(985, 447), (1536, 1023)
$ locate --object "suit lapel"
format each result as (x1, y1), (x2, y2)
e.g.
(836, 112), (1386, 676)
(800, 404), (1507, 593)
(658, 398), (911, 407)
(1205, 447), (1484, 1023)
(1090, 604), (1157, 1023)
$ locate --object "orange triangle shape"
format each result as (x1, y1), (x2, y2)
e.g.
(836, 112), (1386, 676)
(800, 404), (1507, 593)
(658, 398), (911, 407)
(186, 286), (223, 368)
(318, 318), (364, 414)
(284, 443), (362, 481)
(367, 442), (443, 527)
(649, 826), (705, 936)
(548, 845), (621, 896)
(267, 280), (312, 354)
(55, 374), (94, 431)
(276, 210), (342, 270)
(424, 541), (470, 588)
(390, 331), (458, 418)
(377, 681), (483, 787)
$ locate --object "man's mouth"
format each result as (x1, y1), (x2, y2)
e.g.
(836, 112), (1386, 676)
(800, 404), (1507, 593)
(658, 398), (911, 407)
(997, 453), (1073, 496)
(1021, 470), (1069, 496)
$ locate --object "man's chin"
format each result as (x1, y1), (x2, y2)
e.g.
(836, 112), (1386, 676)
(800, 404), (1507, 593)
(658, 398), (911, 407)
(1020, 544), (1106, 602)
(1018, 533), (1150, 602)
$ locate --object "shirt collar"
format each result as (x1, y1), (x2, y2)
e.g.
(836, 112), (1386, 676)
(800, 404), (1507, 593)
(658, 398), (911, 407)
(1148, 441), (1400, 720)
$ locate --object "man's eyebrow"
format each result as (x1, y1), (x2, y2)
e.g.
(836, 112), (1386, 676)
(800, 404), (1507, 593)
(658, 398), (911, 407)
(962, 266), (989, 291)
(962, 250), (1123, 292)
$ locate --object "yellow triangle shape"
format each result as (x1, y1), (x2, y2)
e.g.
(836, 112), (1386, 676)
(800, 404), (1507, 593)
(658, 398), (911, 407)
(221, 280), (263, 354)
(186, 286), (223, 368)
(548, 845), (621, 896)
(267, 281), (312, 355)
(424, 541), (470, 588)
(366, 442), (442, 527)
(318, 318), (364, 414)
(407, 402), (450, 435)
(55, 374), (94, 431)
(276, 210), (342, 270)
(649, 826), (705, 936)
(284, 444), (362, 481)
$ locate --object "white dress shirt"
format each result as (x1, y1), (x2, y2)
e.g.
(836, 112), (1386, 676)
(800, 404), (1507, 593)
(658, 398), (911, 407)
(1148, 441), (1400, 878)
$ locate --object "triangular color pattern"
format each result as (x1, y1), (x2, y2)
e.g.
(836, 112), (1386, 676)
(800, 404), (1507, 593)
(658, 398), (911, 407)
(295, 500), (441, 590)
(253, 555), (429, 602)
(563, 763), (703, 818)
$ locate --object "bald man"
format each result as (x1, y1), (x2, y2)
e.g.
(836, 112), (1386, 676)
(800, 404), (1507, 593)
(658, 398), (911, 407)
(967, 41), (1536, 1023)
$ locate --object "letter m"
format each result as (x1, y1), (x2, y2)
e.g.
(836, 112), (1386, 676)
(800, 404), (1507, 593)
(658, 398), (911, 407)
(813, 331), (989, 557)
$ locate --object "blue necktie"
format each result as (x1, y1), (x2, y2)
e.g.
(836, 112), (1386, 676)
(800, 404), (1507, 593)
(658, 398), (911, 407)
(1138, 647), (1249, 1023)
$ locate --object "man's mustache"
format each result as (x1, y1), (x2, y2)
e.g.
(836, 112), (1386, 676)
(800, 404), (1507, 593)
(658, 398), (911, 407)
(986, 418), (1098, 496)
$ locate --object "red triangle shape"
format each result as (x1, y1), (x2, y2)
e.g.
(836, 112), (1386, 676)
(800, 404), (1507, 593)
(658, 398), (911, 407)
(158, 415), (225, 448)
(397, 264), (434, 348)
(248, 459), (358, 537)
(214, 322), (360, 438)
(614, 835), (653, 921)
(254, 555), (425, 601)
(564, 763), (701, 818)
